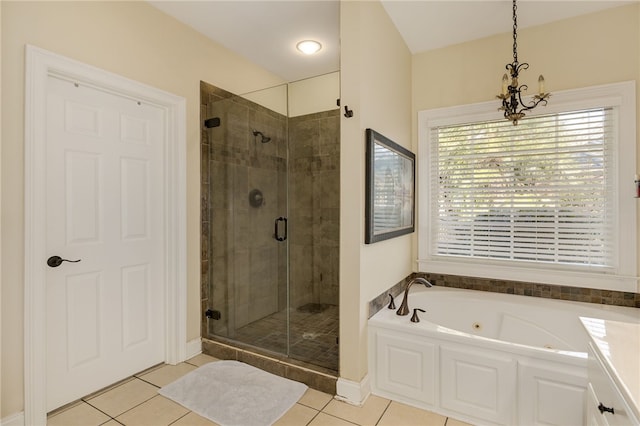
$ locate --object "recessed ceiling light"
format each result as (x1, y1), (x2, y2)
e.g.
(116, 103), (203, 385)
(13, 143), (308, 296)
(296, 40), (322, 55)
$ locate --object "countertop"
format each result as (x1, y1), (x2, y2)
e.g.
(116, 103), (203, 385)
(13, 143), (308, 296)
(580, 316), (640, 421)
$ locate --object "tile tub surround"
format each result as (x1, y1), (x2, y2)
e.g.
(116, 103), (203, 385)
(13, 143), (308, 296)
(369, 272), (640, 318)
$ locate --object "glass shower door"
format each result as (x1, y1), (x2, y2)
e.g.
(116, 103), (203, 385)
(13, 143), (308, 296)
(204, 83), (290, 356)
(286, 109), (340, 371)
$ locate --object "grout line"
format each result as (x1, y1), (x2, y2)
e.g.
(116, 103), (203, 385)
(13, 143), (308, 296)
(99, 416), (123, 425)
(50, 363), (170, 421)
(374, 400), (392, 426)
(87, 392), (159, 421)
(316, 412), (361, 425)
(82, 401), (119, 424)
(168, 411), (192, 425)
(134, 375), (162, 389)
(298, 398), (332, 412)
(306, 409), (321, 425)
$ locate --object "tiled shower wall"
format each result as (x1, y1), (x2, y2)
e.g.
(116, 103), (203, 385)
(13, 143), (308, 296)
(200, 81), (340, 338)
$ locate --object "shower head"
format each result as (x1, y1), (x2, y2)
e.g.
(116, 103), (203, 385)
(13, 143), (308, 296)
(252, 130), (271, 143)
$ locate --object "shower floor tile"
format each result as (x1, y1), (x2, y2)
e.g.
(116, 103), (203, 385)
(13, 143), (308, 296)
(233, 305), (339, 371)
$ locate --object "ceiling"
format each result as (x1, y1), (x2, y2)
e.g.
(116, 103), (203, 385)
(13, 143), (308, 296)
(148, 1), (340, 82)
(149, 0), (634, 83)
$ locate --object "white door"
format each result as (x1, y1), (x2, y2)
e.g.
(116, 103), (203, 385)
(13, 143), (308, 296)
(45, 75), (165, 411)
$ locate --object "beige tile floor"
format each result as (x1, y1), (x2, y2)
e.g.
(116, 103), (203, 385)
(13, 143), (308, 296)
(47, 354), (473, 426)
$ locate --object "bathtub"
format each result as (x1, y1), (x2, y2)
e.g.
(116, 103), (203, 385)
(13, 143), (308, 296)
(368, 285), (639, 426)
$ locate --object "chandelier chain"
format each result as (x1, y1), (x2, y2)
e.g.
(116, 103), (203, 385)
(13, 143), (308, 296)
(512, 0), (518, 64)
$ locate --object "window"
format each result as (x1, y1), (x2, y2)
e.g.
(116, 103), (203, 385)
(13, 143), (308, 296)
(418, 82), (637, 292)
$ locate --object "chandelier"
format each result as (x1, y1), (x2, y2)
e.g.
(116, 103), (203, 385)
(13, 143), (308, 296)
(497, 0), (550, 125)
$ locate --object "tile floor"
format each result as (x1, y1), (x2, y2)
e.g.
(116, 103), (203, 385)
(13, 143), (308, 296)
(47, 353), (472, 426)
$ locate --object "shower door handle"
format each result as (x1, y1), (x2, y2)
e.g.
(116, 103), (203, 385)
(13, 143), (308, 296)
(274, 217), (287, 242)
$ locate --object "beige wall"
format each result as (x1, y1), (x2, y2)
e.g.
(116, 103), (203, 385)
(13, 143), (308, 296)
(289, 71), (340, 117)
(413, 4), (639, 111)
(412, 3), (640, 286)
(1, 1), (284, 418)
(0, 0), (3, 414)
(339, 1), (412, 383)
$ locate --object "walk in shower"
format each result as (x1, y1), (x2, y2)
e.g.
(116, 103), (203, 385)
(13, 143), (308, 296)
(200, 78), (340, 373)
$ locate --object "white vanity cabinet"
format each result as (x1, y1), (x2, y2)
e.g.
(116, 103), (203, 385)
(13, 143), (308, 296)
(581, 318), (640, 426)
(586, 344), (638, 425)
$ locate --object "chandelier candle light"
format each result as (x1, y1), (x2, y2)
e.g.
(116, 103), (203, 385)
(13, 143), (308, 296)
(497, 0), (550, 125)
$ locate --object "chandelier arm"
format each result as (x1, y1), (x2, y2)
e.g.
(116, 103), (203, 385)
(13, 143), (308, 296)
(516, 86), (549, 113)
(516, 85), (535, 112)
(514, 62), (528, 75)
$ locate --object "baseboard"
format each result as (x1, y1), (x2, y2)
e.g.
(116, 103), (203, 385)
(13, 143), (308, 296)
(186, 338), (202, 360)
(335, 375), (371, 406)
(1, 411), (25, 426)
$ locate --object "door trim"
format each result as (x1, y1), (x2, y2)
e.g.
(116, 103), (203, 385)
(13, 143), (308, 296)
(24, 45), (187, 425)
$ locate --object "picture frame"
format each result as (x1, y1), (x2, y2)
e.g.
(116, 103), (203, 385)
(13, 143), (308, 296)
(365, 128), (416, 244)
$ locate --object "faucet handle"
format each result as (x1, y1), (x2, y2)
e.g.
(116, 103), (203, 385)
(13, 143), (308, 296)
(410, 308), (426, 323)
(387, 294), (396, 310)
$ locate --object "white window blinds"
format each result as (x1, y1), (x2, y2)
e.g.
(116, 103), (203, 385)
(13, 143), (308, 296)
(430, 108), (615, 268)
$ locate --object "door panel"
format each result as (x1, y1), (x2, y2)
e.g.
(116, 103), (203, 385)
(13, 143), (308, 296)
(121, 158), (149, 240)
(122, 264), (151, 349)
(66, 272), (102, 368)
(45, 75), (165, 411)
(65, 152), (102, 244)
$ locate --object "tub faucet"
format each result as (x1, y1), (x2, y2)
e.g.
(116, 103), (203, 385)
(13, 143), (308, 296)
(396, 277), (432, 316)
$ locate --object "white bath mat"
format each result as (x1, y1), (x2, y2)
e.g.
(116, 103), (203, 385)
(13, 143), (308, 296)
(158, 360), (307, 426)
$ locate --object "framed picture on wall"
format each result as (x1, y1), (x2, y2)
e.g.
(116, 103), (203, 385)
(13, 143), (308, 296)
(365, 128), (415, 244)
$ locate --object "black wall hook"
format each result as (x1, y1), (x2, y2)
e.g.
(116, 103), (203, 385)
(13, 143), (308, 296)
(344, 106), (354, 118)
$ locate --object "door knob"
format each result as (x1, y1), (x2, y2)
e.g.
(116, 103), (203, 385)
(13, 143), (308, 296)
(47, 256), (81, 268)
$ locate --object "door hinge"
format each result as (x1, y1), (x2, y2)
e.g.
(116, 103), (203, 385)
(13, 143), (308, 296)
(205, 309), (221, 320)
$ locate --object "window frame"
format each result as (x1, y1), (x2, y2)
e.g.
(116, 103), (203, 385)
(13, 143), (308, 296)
(417, 81), (637, 293)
